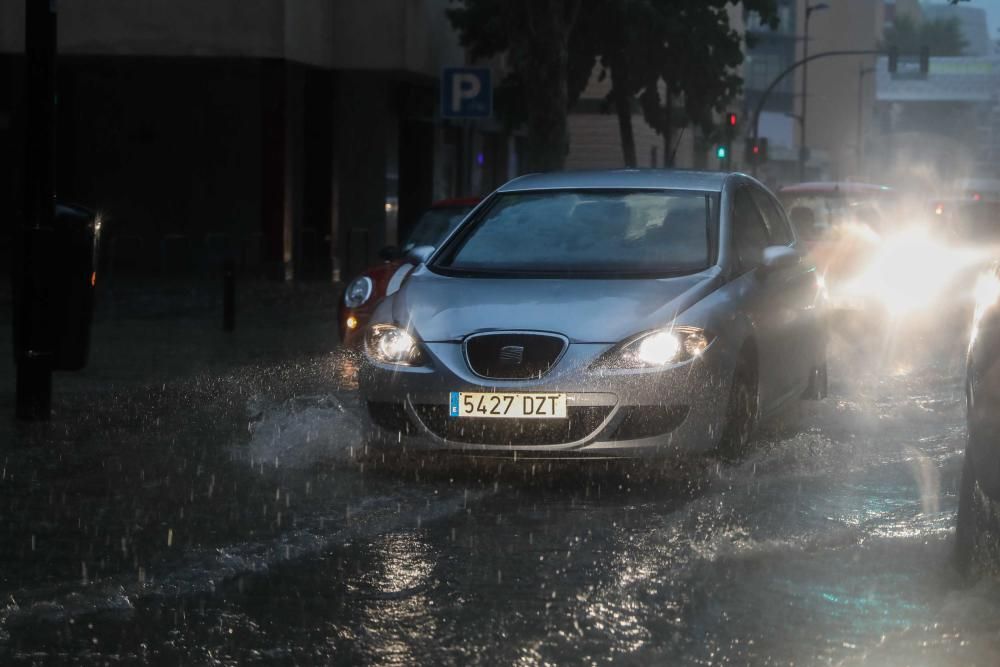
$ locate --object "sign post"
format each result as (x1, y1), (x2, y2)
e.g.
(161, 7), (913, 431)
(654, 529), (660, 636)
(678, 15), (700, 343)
(441, 67), (492, 195)
(441, 67), (492, 119)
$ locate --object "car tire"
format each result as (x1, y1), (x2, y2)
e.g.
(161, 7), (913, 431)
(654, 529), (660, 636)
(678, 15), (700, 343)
(718, 364), (758, 458)
(802, 361), (828, 401)
(955, 450), (977, 576)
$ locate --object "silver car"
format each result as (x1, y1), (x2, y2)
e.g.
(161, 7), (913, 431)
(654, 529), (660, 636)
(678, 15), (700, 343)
(359, 170), (828, 458)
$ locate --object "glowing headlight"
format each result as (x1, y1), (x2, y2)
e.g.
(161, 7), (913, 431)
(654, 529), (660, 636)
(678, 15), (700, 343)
(344, 276), (373, 308)
(599, 327), (712, 369)
(973, 269), (1000, 334)
(974, 271), (1000, 312)
(838, 228), (987, 317)
(636, 331), (681, 365)
(364, 324), (426, 366)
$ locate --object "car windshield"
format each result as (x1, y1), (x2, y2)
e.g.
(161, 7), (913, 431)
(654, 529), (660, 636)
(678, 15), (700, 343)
(434, 190), (716, 277)
(401, 206), (473, 252)
(780, 193), (890, 241)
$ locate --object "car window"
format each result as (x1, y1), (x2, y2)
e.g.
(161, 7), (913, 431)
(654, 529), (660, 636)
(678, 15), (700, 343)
(732, 187), (770, 270)
(750, 187), (793, 245)
(778, 193), (888, 241)
(434, 190), (717, 278)
(402, 206), (473, 252)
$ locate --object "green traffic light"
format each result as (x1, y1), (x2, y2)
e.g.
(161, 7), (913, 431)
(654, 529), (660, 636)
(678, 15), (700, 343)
(716, 146), (727, 160)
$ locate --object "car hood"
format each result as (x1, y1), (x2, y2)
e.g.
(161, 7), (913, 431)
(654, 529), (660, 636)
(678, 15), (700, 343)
(391, 266), (723, 343)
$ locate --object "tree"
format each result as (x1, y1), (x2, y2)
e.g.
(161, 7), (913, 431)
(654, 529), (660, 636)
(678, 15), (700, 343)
(595, 1), (778, 168)
(883, 14), (968, 57)
(567, 0), (647, 167)
(449, 0), (967, 173)
(450, 0), (777, 171)
(447, 0), (584, 172)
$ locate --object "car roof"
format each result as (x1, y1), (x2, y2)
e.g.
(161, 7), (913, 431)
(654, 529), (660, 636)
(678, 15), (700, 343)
(55, 202), (95, 218)
(778, 181), (893, 195)
(497, 169), (731, 193)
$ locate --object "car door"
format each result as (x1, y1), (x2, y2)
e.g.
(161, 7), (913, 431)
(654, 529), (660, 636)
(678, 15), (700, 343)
(751, 186), (823, 394)
(728, 184), (802, 414)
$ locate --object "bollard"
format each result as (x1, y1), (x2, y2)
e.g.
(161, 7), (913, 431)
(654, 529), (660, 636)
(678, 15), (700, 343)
(223, 259), (235, 332)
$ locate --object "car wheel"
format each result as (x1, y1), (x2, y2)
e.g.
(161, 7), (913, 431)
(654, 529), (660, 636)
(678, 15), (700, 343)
(718, 365), (757, 458)
(802, 361), (828, 400)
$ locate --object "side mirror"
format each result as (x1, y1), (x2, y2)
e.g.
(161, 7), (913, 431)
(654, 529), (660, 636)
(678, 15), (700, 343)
(378, 245), (400, 261)
(405, 245), (435, 265)
(760, 245), (800, 273)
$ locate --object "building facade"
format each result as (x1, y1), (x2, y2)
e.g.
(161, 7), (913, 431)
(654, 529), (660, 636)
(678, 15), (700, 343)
(744, 0), (885, 185)
(872, 2), (999, 190)
(0, 0), (516, 281)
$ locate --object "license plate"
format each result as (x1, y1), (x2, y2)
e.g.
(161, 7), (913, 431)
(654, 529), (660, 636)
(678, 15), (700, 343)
(449, 392), (567, 419)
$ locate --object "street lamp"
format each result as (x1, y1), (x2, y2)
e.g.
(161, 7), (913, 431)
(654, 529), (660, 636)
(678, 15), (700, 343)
(800, 1), (830, 180)
(856, 64), (875, 177)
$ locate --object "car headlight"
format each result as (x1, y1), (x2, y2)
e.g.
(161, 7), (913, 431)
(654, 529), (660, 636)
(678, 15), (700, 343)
(596, 326), (712, 369)
(364, 324), (427, 366)
(344, 276), (373, 308)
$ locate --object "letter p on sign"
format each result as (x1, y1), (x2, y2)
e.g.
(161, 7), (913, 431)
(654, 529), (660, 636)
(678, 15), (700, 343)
(441, 68), (492, 119)
(452, 73), (481, 113)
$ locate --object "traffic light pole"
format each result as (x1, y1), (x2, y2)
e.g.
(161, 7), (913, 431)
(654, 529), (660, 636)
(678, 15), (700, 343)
(750, 49), (883, 177)
(15, 0), (58, 420)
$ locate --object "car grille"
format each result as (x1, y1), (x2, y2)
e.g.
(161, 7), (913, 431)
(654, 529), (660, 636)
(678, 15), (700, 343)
(464, 332), (567, 380)
(412, 404), (612, 446)
(609, 406), (689, 441)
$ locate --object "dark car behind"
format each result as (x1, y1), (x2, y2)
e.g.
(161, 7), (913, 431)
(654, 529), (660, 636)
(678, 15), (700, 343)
(958, 260), (1000, 574)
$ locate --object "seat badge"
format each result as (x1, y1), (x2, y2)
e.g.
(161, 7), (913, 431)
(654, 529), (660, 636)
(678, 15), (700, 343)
(498, 345), (525, 366)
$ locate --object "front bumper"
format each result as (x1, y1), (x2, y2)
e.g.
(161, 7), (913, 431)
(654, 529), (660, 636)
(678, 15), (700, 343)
(358, 341), (732, 458)
(339, 304), (376, 347)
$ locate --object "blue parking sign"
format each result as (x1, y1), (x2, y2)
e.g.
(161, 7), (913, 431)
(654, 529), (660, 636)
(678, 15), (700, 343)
(441, 67), (492, 119)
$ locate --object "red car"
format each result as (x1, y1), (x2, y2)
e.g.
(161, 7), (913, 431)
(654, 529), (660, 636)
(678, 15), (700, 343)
(339, 198), (480, 345)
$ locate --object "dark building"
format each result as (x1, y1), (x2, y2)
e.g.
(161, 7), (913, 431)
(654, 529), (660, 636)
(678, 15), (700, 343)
(744, 0), (799, 117)
(0, 0), (517, 281)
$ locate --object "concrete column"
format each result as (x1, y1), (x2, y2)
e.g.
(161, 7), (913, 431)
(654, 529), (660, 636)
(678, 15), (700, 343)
(260, 60), (305, 281)
(334, 72), (388, 279)
(283, 63), (305, 282)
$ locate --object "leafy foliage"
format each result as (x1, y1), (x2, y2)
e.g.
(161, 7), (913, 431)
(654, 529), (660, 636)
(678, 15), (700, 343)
(577, 1), (779, 166)
(448, 0), (971, 170)
(447, 0), (584, 172)
(883, 14), (968, 56)
(448, 0), (776, 170)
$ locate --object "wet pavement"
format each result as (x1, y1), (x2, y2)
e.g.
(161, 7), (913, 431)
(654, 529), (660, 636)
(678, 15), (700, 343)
(2, 281), (1000, 665)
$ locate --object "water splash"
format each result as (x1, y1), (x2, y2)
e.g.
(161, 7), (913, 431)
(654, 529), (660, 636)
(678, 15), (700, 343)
(243, 394), (366, 468)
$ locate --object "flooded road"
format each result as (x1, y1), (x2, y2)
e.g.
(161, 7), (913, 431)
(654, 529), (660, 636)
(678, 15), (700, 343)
(2, 319), (1000, 665)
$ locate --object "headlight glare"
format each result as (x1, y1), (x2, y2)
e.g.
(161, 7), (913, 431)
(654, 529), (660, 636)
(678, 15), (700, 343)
(599, 326), (713, 369)
(683, 330), (710, 357)
(636, 331), (682, 366)
(344, 276), (373, 308)
(365, 324), (426, 366)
